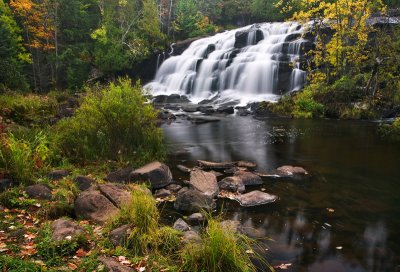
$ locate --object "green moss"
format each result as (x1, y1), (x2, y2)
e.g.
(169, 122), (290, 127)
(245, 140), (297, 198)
(0, 256), (44, 272)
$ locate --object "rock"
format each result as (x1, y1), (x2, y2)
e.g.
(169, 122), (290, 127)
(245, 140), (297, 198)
(236, 107), (251, 116)
(249, 102), (278, 117)
(0, 179), (17, 193)
(9, 228), (25, 239)
(216, 105), (234, 114)
(187, 213), (205, 225)
(109, 224), (132, 247)
(130, 161), (172, 189)
(74, 190), (119, 224)
(235, 191), (278, 207)
(154, 188), (172, 198)
(224, 167), (240, 174)
(173, 218), (190, 232)
(105, 167), (134, 183)
(218, 177), (245, 193)
(177, 165), (191, 173)
(235, 27), (264, 48)
(209, 170), (223, 177)
(24, 184), (52, 200)
(182, 105), (199, 112)
(51, 219), (84, 241)
(276, 165), (308, 176)
(174, 189), (216, 212)
(182, 230), (201, 244)
(197, 160), (235, 170)
(98, 256), (134, 272)
(234, 171), (263, 186)
(158, 111), (176, 120)
(74, 176), (95, 191)
(48, 169), (70, 181)
(236, 161), (257, 169)
(188, 116), (221, 124)
(198, 105), (216, 115)
(98, 184), (131, 208)
(220, 220), (243, 233)
(189, 169), (219, 198)
(165, 183), (182, 193)
(153, 94), (190, 104)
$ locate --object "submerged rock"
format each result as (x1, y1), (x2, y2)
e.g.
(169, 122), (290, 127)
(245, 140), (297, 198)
(189, 169), (219, 198)
(235, 190), (278, 207)
(130, 161), (172, 189)
(188, 116), (221, 124)
(276, 165), (308, 176)
(51, 219), (84, 241)
(197, 160), (235, 170)
(234, 171), (263, 186)
(24, 184), (52, 200)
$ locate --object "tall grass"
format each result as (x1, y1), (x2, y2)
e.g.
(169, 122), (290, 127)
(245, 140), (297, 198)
(180, 218), (260, 272)
(0, 130), (53, 183)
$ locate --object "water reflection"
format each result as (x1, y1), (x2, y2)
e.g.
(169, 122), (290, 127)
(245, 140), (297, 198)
(162, 116), (400, 271)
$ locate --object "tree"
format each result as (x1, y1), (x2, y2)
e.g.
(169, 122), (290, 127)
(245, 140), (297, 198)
(251, 0), (284, 22)
(0, 0), (30, 90)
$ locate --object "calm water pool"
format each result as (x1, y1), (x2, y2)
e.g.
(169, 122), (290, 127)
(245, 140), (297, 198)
(161, 116), (400, 271)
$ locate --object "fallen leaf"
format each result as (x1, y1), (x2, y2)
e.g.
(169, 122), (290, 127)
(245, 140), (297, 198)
(76, 248), (87, 257)
(68, 262), (78, 270)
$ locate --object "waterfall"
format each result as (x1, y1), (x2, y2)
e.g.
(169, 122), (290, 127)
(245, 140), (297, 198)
(145, 22), (313, 105)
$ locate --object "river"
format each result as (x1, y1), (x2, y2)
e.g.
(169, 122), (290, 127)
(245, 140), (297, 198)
(161, 116), (400, 271)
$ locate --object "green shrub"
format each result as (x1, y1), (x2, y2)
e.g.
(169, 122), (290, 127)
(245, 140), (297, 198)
(292, 87), (325, 118)
(0, 130), (53, 183)
(54, 78), (165, 165)
(379, 117), (400, 141)
(180, 218), (260, 272)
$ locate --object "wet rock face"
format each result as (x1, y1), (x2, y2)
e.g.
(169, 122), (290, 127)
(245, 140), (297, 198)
(130, 161), (172, 189)
(218, 176), (245, 193)
(153, 94), (190, 104)
(234, 27), (264, 48)
(174, 189), (216, 212)
(189, 169), (219, 198)
(234, 171), (263, 186)
(24, 184), (52, 200)
(51, 219), (84, 241)
(276, 165), (308, 176)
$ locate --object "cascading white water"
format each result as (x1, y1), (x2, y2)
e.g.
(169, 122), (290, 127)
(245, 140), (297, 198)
(145, 22), (312, 105)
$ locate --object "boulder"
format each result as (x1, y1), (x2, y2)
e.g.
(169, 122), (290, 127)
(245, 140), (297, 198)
(198, 105), (216, 115)
(182, 230), (201, 244)
(24, 184), (52, 200)
(182, 105), (199, 113)
(188, 116), (221, 124)
(174, 189), (216, 212)
(189, 169), (219, 198)
(165, 183), (182, 193)
(216, 105), (234, 114)
(74, 176), (95, 191)
(105, 167), (134, 183)
(98, 256), (134, 272)
(98, 184), (131, 208)
(276, 165), (308, 176)
(187, 213), (205, 225)
(51, 219), (84, 241)
(218, 177), (245, 193)
(153, 94), (190, 104)
(130, 161), (172, 189)
(48, 169), (70, 181)
(235, 191), (278, 207)
(74, 190), (119, 224)
(197, 160), (235, 170)
(234, 171), (263, 186)
(109, 224), (132, 247)
(173, 218), (190, 232)
(154, 188), (172, 198)
(0, 179), (17, 193)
